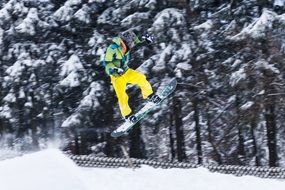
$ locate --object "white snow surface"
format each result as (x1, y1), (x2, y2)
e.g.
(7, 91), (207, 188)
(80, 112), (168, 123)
(0, 149), (285, 190)
(59, 54), (85, 87)
(230, 66), (246, 87)
(274, 0), (285, 6)
(194, 20), (213, 30)
(230, 9), (285, 40)
(15, 8), (39, 35)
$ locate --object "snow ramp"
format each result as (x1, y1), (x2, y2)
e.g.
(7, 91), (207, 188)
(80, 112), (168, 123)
(0, 149), (89, 190)
(0, 149), (285, 190)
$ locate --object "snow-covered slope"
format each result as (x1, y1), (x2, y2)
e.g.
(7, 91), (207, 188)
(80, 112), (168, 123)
(0, 149), (285, 190)
(0, 149), (88, 190)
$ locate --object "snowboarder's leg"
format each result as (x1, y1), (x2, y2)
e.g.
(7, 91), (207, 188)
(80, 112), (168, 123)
(111, 76), (132, 117)
(126, 69), (153, 99)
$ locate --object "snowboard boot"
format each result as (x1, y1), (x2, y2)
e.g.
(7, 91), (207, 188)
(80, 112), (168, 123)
(125, 114), (137, 123)
(147, 93), (161, 104)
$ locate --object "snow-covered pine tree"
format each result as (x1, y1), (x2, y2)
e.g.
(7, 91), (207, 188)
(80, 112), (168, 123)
(0, 0), (284, 167)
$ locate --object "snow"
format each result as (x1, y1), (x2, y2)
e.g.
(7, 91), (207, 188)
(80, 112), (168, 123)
(6, 60), (29, 78)
(230, 9), (285, 41)
(88, 30), (105, 59)
(0, 149), (285, 190)
(255, 59), (280, 74)
(0, 104), (12, 119)
(143, 0), (156, 9)
(88, 31), (104, 47)
(230, 9), (277, 40)
(152, 8), (185, 29)
(97, 7), (117, 24)
(15, 8), (39, 35)
(3, 92), (16, 103)
(74, 5), (91, 23)
(0, 7), (10, 25)
(53, 0), (82, 22)
(176, 62), (192, 71)
(0, 149), (87, 190)
(152, 44), (172, 72)
(89, 0), (106, 3)
(59, 54), (86, 87)
(194, 20), (213, 31)
(60, 71), (82, 87)
(61, 114), (81, 128)
(274, 0), (285, 6)
(5, 55), (45, 83)
(66, 0), (82, 6)
(232, 59), (242, 68)
(230, 66), (246, 87)
(80, 82), (101, 108)
(240, 101), (254, 110)
(172, 43), (192, 62)
(121, 12), (150, 27)
(258, 90), (265, 95)
(61, 81), (102, 128)
(0, 0), (28, 25)
(277, 13), (285, 24)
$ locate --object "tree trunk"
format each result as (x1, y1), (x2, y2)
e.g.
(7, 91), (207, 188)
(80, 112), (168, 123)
(206, 103), (222, 164)
(237, 128), (246, 164)
(235, 94), (246, 165)
(193, 98), (203, 164)
(16, 99), (26, 139)
(169, 114), (176, 161)
(129, 124), (146, 159)
(265, 104), (278, 167)
(30, 92), (39, 149)
(250, 115), (260, 166)
(173, 97), (186, 162)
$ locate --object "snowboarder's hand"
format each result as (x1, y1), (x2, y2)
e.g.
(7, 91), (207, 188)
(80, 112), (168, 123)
(141, 33), (154, 44)
(113, 67), (124, 76)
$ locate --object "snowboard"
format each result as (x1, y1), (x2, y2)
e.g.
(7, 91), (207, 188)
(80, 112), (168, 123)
(111, 78), (177, 138)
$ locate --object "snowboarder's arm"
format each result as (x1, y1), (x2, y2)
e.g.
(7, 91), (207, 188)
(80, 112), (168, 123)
(104, 46), (124, 76)
(104, 47), (115, 75)
(105, 61), (124, 76)
(133, 33), (155, 51)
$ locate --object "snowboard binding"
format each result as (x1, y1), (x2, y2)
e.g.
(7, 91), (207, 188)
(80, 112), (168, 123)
(111, 78), (177, 138)
(147, 94), (161, 104)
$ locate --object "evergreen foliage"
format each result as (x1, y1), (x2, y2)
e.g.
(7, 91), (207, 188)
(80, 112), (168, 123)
(0, 0), (284, 166)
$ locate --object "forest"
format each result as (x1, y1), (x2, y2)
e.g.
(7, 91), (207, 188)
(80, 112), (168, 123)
(0, 0), (284, 167)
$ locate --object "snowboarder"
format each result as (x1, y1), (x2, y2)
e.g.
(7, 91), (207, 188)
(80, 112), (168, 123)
(103, 30), (161, 123)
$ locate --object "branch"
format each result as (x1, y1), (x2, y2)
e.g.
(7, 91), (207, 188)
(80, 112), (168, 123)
(210, 101), (234, 125)
(267, 93), (285, 97)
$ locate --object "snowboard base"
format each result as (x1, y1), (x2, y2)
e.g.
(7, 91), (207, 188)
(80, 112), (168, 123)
(111, 78), (177, 138)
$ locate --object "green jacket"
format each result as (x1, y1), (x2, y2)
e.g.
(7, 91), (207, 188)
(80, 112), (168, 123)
(104, 37), (141, 76)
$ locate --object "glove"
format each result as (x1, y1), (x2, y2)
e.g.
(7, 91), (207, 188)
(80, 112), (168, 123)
(141, 33), (155, 44)
(112, 67), (124, 76)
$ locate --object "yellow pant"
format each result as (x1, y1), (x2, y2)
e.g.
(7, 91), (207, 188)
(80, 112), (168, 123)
(111, 69), (153, 117)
